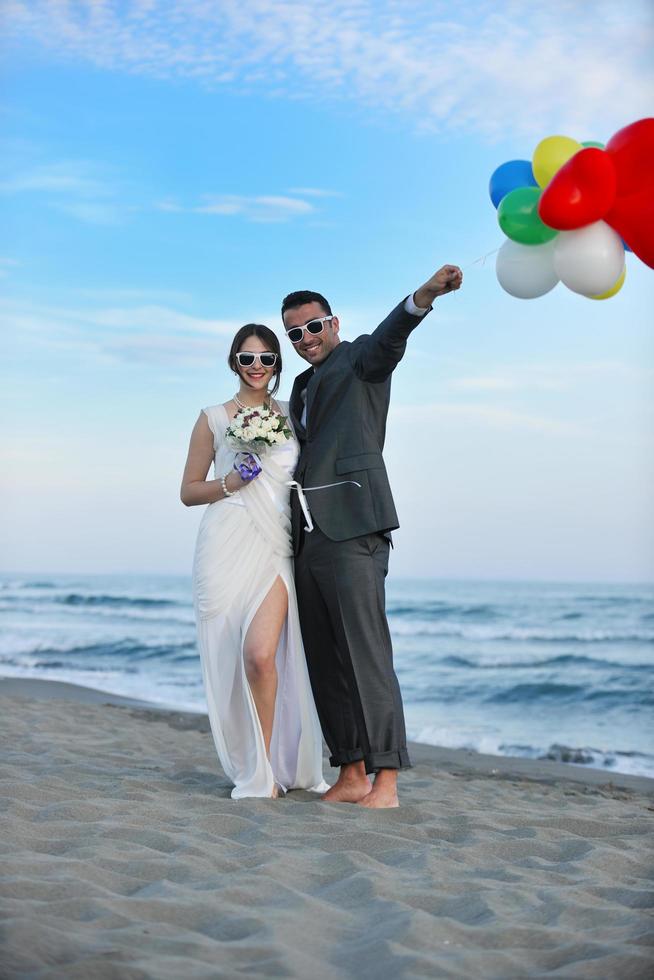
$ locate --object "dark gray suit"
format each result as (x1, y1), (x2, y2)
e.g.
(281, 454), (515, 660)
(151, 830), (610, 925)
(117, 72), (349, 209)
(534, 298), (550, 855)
(289, 298), (430, 773)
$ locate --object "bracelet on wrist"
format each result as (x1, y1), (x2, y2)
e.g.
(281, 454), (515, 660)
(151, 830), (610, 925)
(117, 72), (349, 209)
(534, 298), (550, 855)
(221, 474), (237, 497)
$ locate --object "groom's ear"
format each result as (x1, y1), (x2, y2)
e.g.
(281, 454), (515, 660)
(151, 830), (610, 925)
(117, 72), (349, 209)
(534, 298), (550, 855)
(331, 316), (340, 336)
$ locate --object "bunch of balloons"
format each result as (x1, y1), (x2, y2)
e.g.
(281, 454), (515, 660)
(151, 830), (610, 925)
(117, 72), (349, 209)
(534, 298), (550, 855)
(489, 118), (654, 300)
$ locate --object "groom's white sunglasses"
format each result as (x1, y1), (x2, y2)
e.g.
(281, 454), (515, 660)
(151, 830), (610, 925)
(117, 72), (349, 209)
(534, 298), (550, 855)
(285, 315), (334, 345)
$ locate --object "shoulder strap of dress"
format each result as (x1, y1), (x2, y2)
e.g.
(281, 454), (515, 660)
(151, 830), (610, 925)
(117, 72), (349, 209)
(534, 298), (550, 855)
(202, 404), (229, 449)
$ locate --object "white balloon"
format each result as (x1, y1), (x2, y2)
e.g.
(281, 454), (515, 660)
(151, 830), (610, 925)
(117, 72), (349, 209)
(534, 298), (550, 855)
(496, 238), (559, 299)
(553, 221), (625, 297)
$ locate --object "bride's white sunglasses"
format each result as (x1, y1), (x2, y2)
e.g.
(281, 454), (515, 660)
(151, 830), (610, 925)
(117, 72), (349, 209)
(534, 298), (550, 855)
(235, 351), (278, 368)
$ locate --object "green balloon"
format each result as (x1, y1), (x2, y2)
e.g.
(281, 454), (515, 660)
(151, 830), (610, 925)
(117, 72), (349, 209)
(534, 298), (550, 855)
(497, 187), (558, 246)
(582, 140), (605, 148)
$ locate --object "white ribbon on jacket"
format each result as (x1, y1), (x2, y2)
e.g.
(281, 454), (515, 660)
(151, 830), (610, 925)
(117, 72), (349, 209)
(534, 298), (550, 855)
(287, 479), (362, 532)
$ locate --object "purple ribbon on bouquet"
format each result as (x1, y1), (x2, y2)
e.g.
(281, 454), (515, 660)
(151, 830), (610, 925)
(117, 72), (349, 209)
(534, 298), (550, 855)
(233, 452), (262, 481)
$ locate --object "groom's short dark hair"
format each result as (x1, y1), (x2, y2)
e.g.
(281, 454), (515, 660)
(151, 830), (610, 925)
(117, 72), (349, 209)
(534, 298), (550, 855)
(281, 290), (332, 318)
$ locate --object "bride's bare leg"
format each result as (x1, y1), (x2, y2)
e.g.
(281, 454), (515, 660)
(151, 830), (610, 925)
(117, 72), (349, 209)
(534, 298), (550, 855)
(243, 576), (287, 762)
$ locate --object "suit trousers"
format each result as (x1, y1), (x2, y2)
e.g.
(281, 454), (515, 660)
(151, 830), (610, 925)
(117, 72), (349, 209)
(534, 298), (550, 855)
(294, 523), (411, 773)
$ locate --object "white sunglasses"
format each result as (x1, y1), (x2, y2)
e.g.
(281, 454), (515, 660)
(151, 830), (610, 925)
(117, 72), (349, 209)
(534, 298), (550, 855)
(235, 351), (278, 368)
(285, 315), (334, 345)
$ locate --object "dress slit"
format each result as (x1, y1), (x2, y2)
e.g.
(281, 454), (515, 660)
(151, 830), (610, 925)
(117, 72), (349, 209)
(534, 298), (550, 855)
(239, 572), (290, 794)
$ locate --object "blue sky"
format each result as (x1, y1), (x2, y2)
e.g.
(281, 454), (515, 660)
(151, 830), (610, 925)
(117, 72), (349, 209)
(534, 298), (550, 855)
(2, 0), (653, 581)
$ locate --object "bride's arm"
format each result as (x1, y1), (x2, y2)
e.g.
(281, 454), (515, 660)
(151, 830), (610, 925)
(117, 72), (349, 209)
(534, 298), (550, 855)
(180, 412), (246, 506)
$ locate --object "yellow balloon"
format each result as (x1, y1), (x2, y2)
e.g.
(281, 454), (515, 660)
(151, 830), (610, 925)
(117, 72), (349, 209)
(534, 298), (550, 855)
(532, 135), (583, 188)
(590, 264), (626, 300)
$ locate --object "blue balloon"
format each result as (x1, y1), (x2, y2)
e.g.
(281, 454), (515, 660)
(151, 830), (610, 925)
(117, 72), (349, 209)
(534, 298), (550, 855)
(489, 159), (538, 209)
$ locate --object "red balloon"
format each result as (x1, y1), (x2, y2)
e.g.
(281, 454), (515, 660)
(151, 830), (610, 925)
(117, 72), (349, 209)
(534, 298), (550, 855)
(606, 188), (654, 269)
(606, 118), (654, 197)
(603, 117), (654, 267)
(538, 148), (616, 230)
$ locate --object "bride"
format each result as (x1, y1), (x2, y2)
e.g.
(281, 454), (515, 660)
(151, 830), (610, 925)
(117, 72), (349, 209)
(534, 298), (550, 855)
(180, 323), (328, 799)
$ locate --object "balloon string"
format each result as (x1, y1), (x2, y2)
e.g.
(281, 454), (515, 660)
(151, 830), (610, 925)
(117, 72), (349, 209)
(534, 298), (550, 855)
(443, 246), (500, 298)
(461, 247), (500, 271)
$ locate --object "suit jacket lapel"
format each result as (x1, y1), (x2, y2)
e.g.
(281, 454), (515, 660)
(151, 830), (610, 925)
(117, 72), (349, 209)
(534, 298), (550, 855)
(305, 368), (322, 435)
(290, 367), (312, 438)
(304, 343), (349, 436)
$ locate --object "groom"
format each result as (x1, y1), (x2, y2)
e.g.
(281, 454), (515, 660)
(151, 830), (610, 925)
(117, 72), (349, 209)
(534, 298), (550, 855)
(283, 264), (463, 808)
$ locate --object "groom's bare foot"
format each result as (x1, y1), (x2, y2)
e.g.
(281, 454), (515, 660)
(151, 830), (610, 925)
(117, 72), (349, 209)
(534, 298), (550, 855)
(357, 769), (399, 809)
(322, 761), (371, 804)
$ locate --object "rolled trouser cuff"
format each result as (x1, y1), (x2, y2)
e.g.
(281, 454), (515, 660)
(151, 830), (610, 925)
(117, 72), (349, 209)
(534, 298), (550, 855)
(328, 747), (365, 768)
(329, 746), (412, 772)
(364, 747), (412, 773)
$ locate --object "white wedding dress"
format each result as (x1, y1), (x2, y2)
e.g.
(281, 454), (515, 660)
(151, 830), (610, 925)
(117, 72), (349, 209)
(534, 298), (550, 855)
(192, 401), (329, 799)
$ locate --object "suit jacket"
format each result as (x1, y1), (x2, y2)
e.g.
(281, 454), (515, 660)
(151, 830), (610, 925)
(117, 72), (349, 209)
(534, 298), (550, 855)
(288, 297), (431, 551)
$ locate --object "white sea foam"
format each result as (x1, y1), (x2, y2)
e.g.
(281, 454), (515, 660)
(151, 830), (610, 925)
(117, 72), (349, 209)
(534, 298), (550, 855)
(409, 724), (654, 778)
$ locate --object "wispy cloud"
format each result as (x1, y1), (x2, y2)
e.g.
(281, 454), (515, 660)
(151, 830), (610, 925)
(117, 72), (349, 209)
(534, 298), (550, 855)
(52, 200), (124, 224)
(391, 401), (587, 438)
(448, 361), (654, 393)
(69, 286), (194, 305)
(0, 162), (106, 197)
(195, 194), (314, 223)
(154, 192), (317, 222)
(288, 188), (343, 199)
(4, 1), (652, 137)
(0, 258), (20, 279)
(0, 160), (124, 224)
(1, 297), (272, 365)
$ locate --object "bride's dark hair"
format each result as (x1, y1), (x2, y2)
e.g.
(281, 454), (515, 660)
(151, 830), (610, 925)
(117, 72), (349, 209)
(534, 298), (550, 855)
(228, 324), (282, 398)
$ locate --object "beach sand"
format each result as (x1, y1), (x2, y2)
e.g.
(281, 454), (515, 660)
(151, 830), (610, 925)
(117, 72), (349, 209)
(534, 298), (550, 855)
(1, 677), (653, 979)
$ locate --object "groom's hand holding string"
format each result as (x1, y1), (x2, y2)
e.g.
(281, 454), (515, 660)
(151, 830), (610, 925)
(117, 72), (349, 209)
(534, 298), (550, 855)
(413, 264), (463, 309)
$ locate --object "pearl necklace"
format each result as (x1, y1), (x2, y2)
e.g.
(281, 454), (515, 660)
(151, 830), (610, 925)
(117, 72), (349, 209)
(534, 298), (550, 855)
(233, 391), (270, 411)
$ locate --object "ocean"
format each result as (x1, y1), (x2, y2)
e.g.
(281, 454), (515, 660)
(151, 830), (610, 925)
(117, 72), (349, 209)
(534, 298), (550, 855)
(2, 574), (653, 778)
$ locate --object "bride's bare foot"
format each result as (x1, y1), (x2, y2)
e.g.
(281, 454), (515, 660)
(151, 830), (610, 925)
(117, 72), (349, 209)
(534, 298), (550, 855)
(321, 761), (371, 804)
(357, 769), (399, 809)
(271, 784), (279, 799)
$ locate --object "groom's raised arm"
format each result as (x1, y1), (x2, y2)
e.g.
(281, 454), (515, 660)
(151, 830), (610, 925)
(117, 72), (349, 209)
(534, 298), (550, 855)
(350, 265), (463, 382)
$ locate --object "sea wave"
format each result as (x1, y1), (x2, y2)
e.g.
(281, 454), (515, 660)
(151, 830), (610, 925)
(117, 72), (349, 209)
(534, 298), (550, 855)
(388, 619), (654, 643)
(53, 593), (181, 608)
(487, 681), (654, 707)
(439, 653), (652, 671)
(0, 580), (58, 590)
(387, 601), (499, 619)
(0, 638), (198, 666)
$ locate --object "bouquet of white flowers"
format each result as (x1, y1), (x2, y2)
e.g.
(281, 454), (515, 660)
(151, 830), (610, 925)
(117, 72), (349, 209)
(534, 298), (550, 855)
(225, 406), (293, 481)
(225, 406), (292, 455)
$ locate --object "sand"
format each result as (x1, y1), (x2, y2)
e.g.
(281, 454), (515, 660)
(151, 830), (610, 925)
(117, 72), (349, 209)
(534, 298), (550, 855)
(1, 677), (653, 979)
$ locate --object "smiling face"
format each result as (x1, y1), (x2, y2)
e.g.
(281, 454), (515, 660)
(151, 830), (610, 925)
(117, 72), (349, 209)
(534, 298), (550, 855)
(236, 334), (277, 393)
(283, 301), (340, 366)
